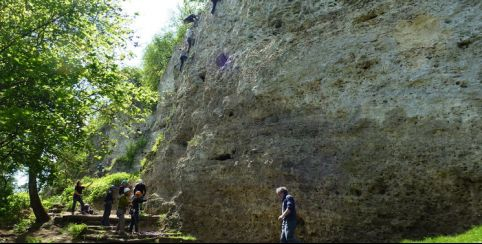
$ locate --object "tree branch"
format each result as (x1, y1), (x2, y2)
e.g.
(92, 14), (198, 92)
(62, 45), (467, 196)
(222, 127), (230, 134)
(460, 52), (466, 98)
(0, 3), (76, 55)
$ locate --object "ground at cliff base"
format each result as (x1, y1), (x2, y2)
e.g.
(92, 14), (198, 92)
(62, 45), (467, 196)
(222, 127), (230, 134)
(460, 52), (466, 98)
(1, 212), (197, 243)
(402, 225), (482, 243)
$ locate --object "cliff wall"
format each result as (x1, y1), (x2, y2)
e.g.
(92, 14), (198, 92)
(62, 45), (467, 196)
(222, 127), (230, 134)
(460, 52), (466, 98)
(142, 0), (481, 242)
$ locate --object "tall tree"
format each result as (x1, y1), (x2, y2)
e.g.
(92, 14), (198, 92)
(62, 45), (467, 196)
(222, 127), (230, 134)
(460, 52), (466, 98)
(0, 0), (154, 224)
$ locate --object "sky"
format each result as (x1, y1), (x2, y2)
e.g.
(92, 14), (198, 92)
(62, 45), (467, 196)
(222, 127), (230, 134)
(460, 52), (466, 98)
(14, 0), (184, 188)
(121, 0), (184, 67)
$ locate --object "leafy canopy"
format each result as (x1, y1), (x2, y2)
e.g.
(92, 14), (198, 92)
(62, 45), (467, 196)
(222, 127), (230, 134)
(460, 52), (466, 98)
(0, 0), (155, 222)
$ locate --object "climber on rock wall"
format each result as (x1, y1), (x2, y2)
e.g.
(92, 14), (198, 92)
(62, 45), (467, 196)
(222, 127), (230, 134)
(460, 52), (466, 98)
(180, 50), (188, 71)
(211, 0), (220, 15)
(183, 14), (199, 24)
(186, 28), (194, 53)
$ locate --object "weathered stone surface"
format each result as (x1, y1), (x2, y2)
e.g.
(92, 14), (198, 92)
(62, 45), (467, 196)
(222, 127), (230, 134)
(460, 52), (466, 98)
(141, 0), (481, 242)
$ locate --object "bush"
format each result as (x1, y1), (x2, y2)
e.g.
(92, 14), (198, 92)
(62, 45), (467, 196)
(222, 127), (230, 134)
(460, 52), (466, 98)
(0, 192), (32, 228)
(25, 236), (43, 243)
(42, 195), (63, 210)
(59, 172), (139, 210)
(82, 172), (138, 204)
(116, 136), (148, 169)
(65, 223), (88, 239)
(13, 214), (35, 234)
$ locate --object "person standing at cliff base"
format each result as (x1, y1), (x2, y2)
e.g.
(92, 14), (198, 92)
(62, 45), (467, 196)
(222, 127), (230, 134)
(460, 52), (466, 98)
(133, 180), (147, 210)
(129, 191), (148, 234)
(116, 188), (131, 236)
(101, 185), (115, 226)
(276, 187), (298, 243)
(72, 181), (92, 215)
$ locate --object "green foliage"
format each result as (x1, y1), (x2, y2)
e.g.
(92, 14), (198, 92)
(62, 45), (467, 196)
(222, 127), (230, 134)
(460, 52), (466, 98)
(64, 172), (138, 205)
(151, 133), (165, 153)
(402, 226), (482, 243)
(164, 231), (198, 241)
(60, 187), (75, 207)
(115, 136), (148, 169)
(13, 214), (35, 234)
(0, 192), (31, 228)
(0, 0), (157, 223)
(142, 33), (176, 91)
(25, 236), (43, 243)
(42, 195), (63, 210)
(65, 223), (88, 239)
(141, 0), (206, 91)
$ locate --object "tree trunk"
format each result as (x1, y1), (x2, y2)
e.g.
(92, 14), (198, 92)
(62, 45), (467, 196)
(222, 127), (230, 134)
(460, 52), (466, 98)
(28, 167), (50, 224)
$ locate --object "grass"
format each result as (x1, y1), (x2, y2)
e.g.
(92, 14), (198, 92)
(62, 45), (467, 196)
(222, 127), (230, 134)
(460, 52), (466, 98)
(64, 223), (88, 239)
(163, 231), (197, 241)
(25, 236), (43, 243)
(402, 225), (482, 243)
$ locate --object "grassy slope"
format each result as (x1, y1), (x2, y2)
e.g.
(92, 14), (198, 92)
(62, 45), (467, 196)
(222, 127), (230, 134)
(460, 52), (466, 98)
(402, 225), (482, 243)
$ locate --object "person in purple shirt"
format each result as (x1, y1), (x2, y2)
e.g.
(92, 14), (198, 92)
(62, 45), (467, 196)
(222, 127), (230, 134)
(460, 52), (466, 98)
(276, 187), (298, 243)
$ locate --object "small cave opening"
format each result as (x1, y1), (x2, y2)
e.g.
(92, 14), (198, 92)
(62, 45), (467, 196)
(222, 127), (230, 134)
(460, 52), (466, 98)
(199, 71), (206, 82)
(213, 154), (233, 161)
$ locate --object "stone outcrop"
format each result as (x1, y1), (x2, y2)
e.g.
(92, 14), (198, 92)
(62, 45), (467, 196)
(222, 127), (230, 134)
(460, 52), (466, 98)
(141, 0), (481, 242)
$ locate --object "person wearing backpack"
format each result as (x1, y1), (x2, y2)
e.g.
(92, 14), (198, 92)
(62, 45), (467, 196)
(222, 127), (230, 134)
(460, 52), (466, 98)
(116, 188), (131, 236)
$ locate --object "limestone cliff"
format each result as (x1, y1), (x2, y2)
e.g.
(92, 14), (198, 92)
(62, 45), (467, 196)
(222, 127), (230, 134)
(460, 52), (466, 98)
(141, 0), (482, 242)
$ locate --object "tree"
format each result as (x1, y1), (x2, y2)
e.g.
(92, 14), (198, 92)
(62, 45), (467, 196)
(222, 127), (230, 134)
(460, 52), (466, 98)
(0, 0), (154, 224)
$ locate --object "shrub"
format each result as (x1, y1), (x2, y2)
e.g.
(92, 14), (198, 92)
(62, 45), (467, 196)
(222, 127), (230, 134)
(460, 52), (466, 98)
(13, 214), (35, 234)
(0, 192), (32, 228)
(25, 236), (43, 243)
(82, 172), (138, 204)
(116, 136), (148, 169)
(65, 223), (88, 239)
(42, 195), (63, 210)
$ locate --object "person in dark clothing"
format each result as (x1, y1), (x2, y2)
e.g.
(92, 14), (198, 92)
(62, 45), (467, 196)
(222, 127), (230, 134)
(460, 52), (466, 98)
(119, 180), (128, 195)
(183, 14), (199, 24)
(129, 191), (148, 234)
(134, 180), (147, 211)
(134, 180), (146, 197)
(180, 50), (188, 71)
(72, 181), (90, 215)
(211, 0), (220, 14)
(101, 185), (115, 226)
(185, 29), (194, 53)
(276, 187), (298, 243)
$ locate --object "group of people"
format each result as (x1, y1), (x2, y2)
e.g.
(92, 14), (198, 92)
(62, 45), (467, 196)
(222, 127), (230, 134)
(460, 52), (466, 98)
(72, 179), (148, 236)
(178, 0), (221, 72)
(74, 182), (297, 242)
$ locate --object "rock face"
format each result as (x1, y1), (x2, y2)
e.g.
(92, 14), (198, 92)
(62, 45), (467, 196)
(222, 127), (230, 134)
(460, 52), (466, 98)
(142, 0), (482, 242)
